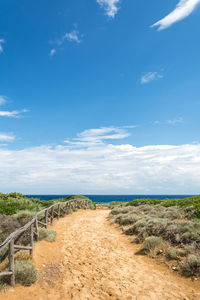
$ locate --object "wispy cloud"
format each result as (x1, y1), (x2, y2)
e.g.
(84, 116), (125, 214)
(0, 39), (5, 54)
(141, 72), (163, 84)
(151, 0), (200, 30)
(49, 49), (56, 57)
(97, 0), (121, 18)
(0, 126), (200, 194)
(49, 28), (83, 57)
(0, 95), (7, 105)
(166, 117), (184, 125)
(64, 126), (133, 147)
(0, 109), (28, 118)
(64, 30), (82, 43)
(0, 133), (15, 142)
(154, 118), (184, 125)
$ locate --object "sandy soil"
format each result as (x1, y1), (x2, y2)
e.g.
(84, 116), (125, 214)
(0, 209), (200, 300)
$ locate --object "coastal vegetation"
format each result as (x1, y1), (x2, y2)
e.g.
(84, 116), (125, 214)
(109, 195), (200, 277)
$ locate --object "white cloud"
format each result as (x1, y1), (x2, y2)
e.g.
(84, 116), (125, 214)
(0, 133), (15, 142)
(49, 49), (56, 57)
(0, 109), (28, 118)
(64, 30), (82, 43)
(141, 72), (163, 84)
(0, 39), (4, 54)
(154, 118), (184, 125)
(49, 29), (83, 56)
(151, 0), (200, 30)
(0, 126), (200, 194)
(97, 0), (121, 18)
(166, 117), (184, 125)
(0, 96), (7, 105)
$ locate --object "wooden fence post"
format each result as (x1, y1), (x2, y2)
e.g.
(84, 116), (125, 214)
(9, 239), (15, 287)
(58, 204), (60, 220)
(35, 218), (39, 241)
(51, 206), (54, 225)
(45, 209), (48, 229)
(30, 224), (34, 257)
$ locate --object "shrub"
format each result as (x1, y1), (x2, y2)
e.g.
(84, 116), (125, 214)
(38, 228), (57, 242)
(0, 280), (5, 291)
(128, 195), (200, 218)
(167, 248), (177, 260)
(15, 260), (38, 286)
(0, 197), (41, 215)
(180, 255), (200, 277)
(13, 210), (35, 226)
(109, 202), (125, 209)
(142, 236), (163, 253)
(0, 214), (20, 244)
(119, 213), (139, 226)
(0, 251), (32, 272)
(183, 244), (196, 255)
(110, 206), (133, 216)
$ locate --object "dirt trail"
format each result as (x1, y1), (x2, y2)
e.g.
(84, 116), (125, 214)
(1, 209), (200, 300)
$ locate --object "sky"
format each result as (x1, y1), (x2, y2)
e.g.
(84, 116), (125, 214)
(0, 0), (200, 194)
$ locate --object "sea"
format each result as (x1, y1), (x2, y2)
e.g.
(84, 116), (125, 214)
(26, 195), (194, 204)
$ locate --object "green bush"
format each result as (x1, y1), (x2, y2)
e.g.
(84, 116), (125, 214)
(180, 255), (200, 277)
(0, 197), (41, 215)
(15, 260), (38, 286)
(38, 228), (57, 242)
(142, 236), (163, 253)
(115, 213), (139, 226)
(167, 248), (177, 260)
(13, 210), (36, 226)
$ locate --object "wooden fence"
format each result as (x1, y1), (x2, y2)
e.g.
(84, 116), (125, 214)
(0, 198), (93, 286)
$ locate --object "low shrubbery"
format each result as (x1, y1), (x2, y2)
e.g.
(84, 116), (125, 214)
(180, 255), (200, 277)
(14, 260), (38, 286)
(128, 195), (200, 218)
(109, 198), (200, 278)
(13, 210), (36, 226)
(38, 228), (57, 242)
(142, 236), (163, 253)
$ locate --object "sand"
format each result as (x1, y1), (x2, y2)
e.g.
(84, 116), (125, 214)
(0, 209), (200, 300)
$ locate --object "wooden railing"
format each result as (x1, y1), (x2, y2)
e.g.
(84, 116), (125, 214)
(0, 198), (93, 286)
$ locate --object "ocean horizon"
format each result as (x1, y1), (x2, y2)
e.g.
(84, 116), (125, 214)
(26, 194), (194, 204)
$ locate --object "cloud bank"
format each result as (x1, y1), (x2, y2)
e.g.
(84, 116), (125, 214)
(0, 126), (200, 194)
(97, 0), (121, 18)
(152, 0), (200, 30)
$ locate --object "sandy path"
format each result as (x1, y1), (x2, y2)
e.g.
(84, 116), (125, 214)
(0, 209), (200, 300)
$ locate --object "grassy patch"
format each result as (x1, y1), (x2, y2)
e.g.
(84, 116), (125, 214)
(38, 228), (57, 242)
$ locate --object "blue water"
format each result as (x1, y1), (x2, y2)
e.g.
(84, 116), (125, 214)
(26, 195), (194, 204)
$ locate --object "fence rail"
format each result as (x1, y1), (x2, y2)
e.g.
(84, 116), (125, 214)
(0, 198), (93, 286)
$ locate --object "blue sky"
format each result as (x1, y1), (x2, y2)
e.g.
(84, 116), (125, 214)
(0, 0), (200, 194)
